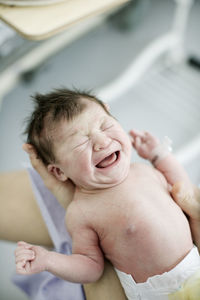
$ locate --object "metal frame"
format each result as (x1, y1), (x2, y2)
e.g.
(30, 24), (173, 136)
(98, 0), (194, 102)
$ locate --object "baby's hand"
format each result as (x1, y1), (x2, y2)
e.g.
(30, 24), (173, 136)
(129, 129), (160, 159)
(15, 241), (49, 275)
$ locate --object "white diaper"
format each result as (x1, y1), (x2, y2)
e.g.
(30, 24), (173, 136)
(115, 246), (200, 300)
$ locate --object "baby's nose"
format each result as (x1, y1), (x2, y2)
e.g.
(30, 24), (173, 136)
(93, 134), (111, 151)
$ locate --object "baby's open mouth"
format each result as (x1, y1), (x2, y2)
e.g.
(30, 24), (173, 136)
(96, 151), (120, 168)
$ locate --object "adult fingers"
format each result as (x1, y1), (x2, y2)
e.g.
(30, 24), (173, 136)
(23, 143), (53, 185)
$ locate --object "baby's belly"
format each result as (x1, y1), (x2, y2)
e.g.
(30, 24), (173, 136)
(101, 202), (193, 283)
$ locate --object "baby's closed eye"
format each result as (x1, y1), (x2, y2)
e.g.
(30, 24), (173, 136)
(101, 122), (114, 131)
(74, 138), (89, 149)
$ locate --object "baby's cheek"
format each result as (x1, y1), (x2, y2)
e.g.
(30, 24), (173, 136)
(79, 159), (91, 174)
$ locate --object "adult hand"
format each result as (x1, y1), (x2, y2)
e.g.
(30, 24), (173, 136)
(172, 181), (200, 250)
(171, 182), (200, 222)
(23, 144), (75, 209)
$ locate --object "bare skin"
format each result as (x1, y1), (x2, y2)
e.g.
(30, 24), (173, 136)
(15, 156), (193, 283)
(1, 122), (199, 300)
(172, 181), (200, 250)
(15, 101), (194, 286)
(18, 144), (127, 299)
(0, 150), (74, 247)
(0, 170), (53, 247)
(66, 162), (192, 283)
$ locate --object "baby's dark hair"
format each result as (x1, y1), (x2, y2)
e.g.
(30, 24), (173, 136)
(25, 88), (109, 165)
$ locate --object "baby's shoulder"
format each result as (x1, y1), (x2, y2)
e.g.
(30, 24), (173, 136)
(65, 200), (77, 219)
(65, 199), (87, 233)
(130, 161), (153, 172)
(130, 162), (167, 188)
(129, 162), (160, 181)
(65, 189), (97, 230)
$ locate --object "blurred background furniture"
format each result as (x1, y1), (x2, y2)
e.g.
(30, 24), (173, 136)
(0, 1), (199, 299)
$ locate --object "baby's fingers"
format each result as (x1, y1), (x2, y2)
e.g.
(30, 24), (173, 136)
(17, 241), (33, 249)
(129, 130), (142, 147)
(15, 247), (34, 257)
(16, 261), (26, 273)
(15, 250), (35, 264)
(129, 129), (144, 138)
(16, 261), (32, 275)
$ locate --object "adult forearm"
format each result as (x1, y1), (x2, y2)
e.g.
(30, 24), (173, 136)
(46, 251), (104, 284)
(0, 170), (53, 247)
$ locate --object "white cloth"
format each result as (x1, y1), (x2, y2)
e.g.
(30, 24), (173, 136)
(115, 246), (200, 300)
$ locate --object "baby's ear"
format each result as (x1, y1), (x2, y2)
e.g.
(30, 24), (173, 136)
(47, 164), (68, 182)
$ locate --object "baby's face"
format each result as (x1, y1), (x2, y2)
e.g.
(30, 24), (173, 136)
(51, 102), (132, 191)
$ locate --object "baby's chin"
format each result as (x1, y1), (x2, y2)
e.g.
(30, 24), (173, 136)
(77, 173), (128, 192)
(76, 155), (131, 191)
(93, 167), (130, 189)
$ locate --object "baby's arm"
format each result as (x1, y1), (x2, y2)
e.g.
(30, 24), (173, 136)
(15, 241), (49, 274)
(15, 217), (104, 284)
(130, 129), (191, 186)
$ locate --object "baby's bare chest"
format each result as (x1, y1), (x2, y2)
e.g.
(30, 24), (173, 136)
(88, 170), (166, 242)
(75, 166), (191, 276)
(88, 167), (177, 243)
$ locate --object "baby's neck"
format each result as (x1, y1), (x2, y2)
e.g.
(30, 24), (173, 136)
(74, 170), (131, 197)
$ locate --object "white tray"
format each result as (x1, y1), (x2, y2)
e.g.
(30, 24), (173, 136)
(0, 0), (129, 40)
